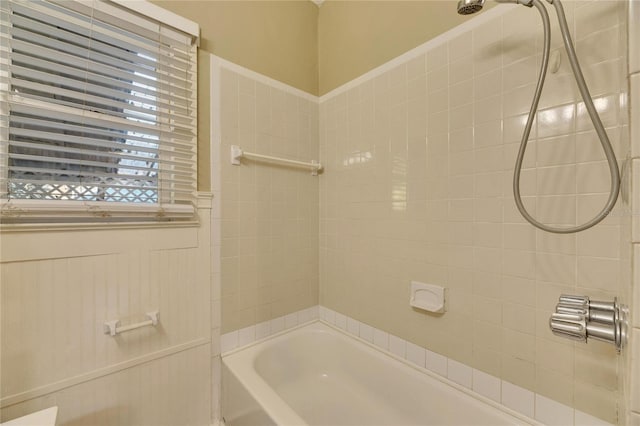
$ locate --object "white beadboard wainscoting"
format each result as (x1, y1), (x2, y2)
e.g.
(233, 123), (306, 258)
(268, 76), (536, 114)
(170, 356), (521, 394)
(0, 195), (214, 425)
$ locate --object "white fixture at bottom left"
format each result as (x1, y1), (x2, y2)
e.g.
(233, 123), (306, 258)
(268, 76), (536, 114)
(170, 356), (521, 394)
(1, 407), (57, 426)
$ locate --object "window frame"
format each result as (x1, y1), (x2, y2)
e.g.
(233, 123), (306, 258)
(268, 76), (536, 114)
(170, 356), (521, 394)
(0, 0), (200, 225)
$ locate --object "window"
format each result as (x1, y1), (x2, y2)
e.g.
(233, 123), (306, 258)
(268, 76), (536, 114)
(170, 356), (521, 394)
(0, 0), (199, 222)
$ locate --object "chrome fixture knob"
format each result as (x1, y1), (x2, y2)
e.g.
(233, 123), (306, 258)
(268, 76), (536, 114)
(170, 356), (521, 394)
(555, 295), (615, 324)
(558, 295), (589, 305)
(549, 295), (627, 353)
(549, 312), (587, 341)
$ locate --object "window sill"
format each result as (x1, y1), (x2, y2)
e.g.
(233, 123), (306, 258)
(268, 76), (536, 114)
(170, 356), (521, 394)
(0, 193), (212, 233)
(0, 219), (201, 234)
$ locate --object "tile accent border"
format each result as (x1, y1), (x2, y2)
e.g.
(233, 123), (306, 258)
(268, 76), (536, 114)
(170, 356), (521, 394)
(221, 305), (614, 426)
(220, 306), (319, 353)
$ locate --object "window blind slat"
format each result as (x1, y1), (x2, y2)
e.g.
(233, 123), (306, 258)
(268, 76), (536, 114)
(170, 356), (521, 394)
(11, 52), (192, 104)
(9, 141), (194, 169)
(46, 0), (194, 51)
(9, 153), (194, 177)
(10, 65), (191, 116)
(11, 0), (192, 62)
(9, 118), (194, 158)
(10, 27), (192, 88)
(9, 98), (195, 141)
(9, 11), (192, 72)
(8, 39), (190, 98)
(10, 79), (195, 126)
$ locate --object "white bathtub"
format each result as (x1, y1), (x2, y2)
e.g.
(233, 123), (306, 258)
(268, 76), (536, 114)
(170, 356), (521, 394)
(222, 322), (539, 426)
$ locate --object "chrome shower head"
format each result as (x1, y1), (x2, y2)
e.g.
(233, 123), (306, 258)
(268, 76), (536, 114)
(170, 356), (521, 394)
(457, 0), (485, 15)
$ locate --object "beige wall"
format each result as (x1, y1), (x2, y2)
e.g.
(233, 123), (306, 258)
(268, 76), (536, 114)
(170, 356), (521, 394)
(0, 199), (213, 425)
(319, 1), (629, 423)
(155, 0), (319, 96)
(153, 1), (319, 191)
(318, 0), (495, 95)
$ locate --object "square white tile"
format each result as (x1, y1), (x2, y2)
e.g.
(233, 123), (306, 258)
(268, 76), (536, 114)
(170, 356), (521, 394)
(534, 394), (573, 426)
(237, 325), (255, 347)
(426, 349), (448, 377)
(335, 312), (347, 330)
(347, 317), (360, 336)
(373, 328), (389, 350)
(298, 308), (312, 324)
(255, 321), (271, 339)
(472, 369), (500, 402)
(284, 312), (298, 329)
(271, 316), (285, 333)
(220, 331), (238, 353)
(326, 309), (336, 325)
(319, 306), (331, 322)
(389, 335), (406, 358)
(501, 381), (534, 418)
(574, 410), (614, 426)
(359, 323), (374, 343)
(405, 342), (426, 368)
(447, 359), (472, 388)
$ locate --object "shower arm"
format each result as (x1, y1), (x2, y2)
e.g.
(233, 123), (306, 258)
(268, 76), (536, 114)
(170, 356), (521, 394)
(511, 0), (621, 233)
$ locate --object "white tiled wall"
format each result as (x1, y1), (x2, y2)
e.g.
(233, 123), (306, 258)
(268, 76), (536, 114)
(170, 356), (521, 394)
(319, 1), (629, 423)
(211, 58), (320, 335)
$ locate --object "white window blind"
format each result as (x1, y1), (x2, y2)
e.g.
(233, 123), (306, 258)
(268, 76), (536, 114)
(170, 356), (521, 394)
(0, 0), (198, 222)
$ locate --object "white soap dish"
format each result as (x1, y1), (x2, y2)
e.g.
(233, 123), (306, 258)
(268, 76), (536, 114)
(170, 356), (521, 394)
(409, 281), (446, 313)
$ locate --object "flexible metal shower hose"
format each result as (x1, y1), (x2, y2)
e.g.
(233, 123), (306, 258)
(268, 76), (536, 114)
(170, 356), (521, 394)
(512, 0), (620, 233)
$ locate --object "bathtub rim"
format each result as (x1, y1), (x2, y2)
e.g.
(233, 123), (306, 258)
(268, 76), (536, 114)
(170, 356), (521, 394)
(222, 319), (543, 426)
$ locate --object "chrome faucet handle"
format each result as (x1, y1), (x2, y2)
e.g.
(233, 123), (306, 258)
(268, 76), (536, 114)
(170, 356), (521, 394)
(550, 295), (627, 353)
(558, 294), (615, 311)
(588, 299), (616, 312)
(556, 294), (615, 324)
(549, 312), (587, 342)
(558, 294), (589, 308)
(556, 303), (588, 316)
